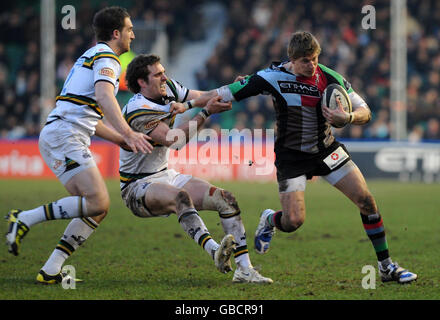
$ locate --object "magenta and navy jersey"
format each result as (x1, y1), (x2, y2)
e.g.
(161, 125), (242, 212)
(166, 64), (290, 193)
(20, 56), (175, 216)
(228, 62), (354, 154)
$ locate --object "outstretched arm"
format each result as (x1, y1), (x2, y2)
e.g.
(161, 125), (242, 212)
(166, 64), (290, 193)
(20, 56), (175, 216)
(169, 74), (258, 115)
(151, 96), (232, 149)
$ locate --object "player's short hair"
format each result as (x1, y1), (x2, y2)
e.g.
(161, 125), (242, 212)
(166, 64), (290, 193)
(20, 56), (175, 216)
(126, 54), (161, 93)
(287, 31), (321, 60)
(92, 6), (130, 42)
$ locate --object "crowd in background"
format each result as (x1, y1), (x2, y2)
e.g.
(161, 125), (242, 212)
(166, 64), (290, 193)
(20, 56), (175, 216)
(0, 0), (203, 139)
(196, 0), (440, 141)
(0, 0), (439, 141)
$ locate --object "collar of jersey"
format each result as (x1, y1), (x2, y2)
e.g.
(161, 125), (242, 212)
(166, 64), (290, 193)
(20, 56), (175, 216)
(141, 94), (176, 106)
(272, 61), (295, 76)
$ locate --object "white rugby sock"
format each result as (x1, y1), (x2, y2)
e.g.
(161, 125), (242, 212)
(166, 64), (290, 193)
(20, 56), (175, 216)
(41, 250), (68, 276)
(220, 216), (251, 269)
(41, 217), (98, 275)
(18, 196), (87, 227)
(178, 209), (219, 257)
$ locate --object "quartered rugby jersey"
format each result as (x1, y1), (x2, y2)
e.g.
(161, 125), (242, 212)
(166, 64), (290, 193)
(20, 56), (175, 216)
(228, 62), (354, 154)
(46, 42), (121, 135)
(119, 79), (189, 190)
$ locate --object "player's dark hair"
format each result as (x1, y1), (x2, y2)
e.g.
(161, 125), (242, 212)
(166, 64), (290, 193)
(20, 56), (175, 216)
(126, 54), (161, 93)
(287, 31), (321, 60)
(92, 6), (130, 42)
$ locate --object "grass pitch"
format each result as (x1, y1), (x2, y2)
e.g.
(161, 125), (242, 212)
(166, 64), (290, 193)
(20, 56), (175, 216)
(0, 178), (439, 300)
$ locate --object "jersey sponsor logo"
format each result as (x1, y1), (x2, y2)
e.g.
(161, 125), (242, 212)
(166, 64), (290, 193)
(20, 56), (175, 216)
(323, 146), (349, 170)
(98, 67), (116, 79)
(277, 81), (320, 97)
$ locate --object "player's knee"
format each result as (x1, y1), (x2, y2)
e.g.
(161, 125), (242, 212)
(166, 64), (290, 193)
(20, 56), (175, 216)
(221, 190), (240, 212)
(175, 189), (194, 212)
(356, 192), (377, 214)
(202, 187), (240, 217)
(216, 189), (241, 218)
(284, 214), (305, 232)
(85, 191), (110, 216)
(283, 206), (305, 232)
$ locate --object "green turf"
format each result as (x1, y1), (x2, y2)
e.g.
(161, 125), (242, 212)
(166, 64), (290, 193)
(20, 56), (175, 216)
(0, 179), (439, 300)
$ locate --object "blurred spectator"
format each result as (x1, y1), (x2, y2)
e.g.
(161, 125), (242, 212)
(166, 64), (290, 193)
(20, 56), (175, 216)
(366, 109), (391, 139)
(196, 0), (440, 141)
(1, 0), (440, 142)
(424, 118), (440, 141)
(408, 124), (424, 143)
(0, 0), (205, 138)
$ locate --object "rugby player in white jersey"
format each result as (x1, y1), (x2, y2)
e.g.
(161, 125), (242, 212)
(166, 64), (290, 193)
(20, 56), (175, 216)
(5, 7), (159, 284)
(119, 54), (272, 283)
(194, 31), (417, 284)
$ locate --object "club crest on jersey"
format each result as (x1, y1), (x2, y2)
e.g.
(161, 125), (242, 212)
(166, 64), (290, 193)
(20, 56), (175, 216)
(277, 81), (320, 97)
(99, 67), (116, 79)
(144, 119), (160, 130)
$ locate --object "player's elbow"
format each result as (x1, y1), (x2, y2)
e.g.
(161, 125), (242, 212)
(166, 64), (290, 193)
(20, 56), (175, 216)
(363, 105), (372, 123)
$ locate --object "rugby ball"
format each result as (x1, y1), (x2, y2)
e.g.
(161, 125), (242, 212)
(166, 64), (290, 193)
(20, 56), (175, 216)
(321, 84), (352, 128)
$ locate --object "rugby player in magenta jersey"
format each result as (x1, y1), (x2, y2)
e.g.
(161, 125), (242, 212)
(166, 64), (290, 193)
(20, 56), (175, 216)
(197, 31), (417, 284)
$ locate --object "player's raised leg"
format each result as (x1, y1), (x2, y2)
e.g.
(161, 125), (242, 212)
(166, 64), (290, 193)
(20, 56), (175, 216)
(183, 177), (272, 283)
(138, 182), (235, 274)
(254, 175), (307, 255)
(328, 161), (417, 284)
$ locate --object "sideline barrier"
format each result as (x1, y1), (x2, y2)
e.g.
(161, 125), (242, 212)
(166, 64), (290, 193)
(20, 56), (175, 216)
(0, 139), (276, 181)
(1, 140), (439, 182)
(344, 141), (440, 183)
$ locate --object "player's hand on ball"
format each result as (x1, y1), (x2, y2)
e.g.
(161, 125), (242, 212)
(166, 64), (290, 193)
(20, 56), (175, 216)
(205, 95), (232, 115)
(322, 97), (350, 128)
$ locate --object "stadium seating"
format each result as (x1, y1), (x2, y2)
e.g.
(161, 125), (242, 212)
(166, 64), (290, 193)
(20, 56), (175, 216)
(1, 0), (439, 141)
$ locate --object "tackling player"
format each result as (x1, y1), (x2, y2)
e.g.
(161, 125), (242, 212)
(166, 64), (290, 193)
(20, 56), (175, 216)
(199, 31), (417, 284)
(118, 54), (273, 283)
(5, 7), (158, 284)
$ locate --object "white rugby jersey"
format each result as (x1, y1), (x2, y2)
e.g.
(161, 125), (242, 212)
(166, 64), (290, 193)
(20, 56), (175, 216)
(119, 78), (189, 190)
(46, 42), (121, 135)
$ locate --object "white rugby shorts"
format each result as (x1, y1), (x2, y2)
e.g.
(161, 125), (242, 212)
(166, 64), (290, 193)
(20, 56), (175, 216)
(122, 169), (192, 218)
(39, 120), (97, 185)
